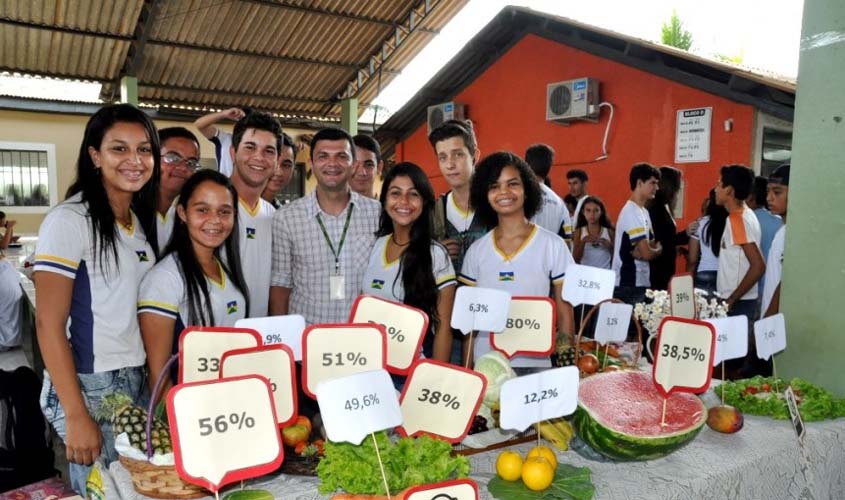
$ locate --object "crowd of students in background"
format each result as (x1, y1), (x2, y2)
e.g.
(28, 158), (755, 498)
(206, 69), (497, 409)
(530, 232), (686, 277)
(28, 104), (790, 492)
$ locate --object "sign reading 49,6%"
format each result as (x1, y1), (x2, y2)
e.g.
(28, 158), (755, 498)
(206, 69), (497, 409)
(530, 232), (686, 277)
(349, 295), (429, 375)
(499, 366), (579, 431)
(398, 360), (486, 443)
(316, 369), (402, 444)
(219, 345), (298, 427)
(490, 297), (556, 359)
(652, 317), (715, 396)
(178, 327), (262, 384)
(167, 375), (283, 492)
(301, 323), (386, 399)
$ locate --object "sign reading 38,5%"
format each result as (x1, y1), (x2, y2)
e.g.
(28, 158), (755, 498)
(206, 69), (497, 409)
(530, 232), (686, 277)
(178, 327), (262, 384)
(398, 360), (486, 443)
(301, 324), (386, 399)
(167, 375), (283, 492)
(652, 317), (715, 397)
(349, 295), (429, 375)
(219, 345), (298, 427)
(451, 286), (511, 334)
(490, 296), (555, 359)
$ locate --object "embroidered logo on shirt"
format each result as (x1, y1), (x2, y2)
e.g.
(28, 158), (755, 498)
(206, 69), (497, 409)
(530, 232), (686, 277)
(246, 227), (256, 239)
(370, 279), (385, 290)
(498, 271), (515, 281)
(135, 250), (149, 262)
(227, 301), (238, 314)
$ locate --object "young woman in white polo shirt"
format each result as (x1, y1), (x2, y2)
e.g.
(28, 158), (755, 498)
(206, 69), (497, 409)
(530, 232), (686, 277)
(459, 152), (575, 370)
(139, 170), (250, 402)
(33, 104), (160, 493)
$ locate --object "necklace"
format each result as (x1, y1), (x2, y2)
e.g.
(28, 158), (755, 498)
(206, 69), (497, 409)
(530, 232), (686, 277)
(391, 234), (410, 246)
(116, 215), (132, 230)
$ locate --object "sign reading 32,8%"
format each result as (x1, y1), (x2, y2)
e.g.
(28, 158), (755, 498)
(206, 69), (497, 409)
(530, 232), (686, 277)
(349, 295), (429, 375)
(219, 345), (298, 427)
(178, 327), (262, 384)
(398, 360), (486, 443)
(754, 313), (786, 361)
(652, 317), (715, 397)
(669, 274), (696, 319)
(561, 264), (615, 306)
(167, 375), (283, 492)
(499, 366), (579, 432)
(490, 297), (556, 359)
(235, 314), (306, 360)
(451, 286), (511, 334)
(301, 324), (386, 399)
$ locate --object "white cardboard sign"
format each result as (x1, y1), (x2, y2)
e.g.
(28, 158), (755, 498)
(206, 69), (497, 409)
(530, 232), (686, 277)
(499, 366), (579, 432)
(705, 316), (748, 366)
(235, 315), (306, 360)
(561, 264), (615, 306)
(754, 313), (786, 361)
(594, 302), (633, 345)
(669, 274), (695, 319)
(451, 286), (511, 334)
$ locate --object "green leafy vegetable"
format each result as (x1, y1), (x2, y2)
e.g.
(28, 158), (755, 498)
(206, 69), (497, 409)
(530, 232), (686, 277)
(720, 376), (845, 422)
(316, 432), (470, 495)
(488, 464), (595, 500)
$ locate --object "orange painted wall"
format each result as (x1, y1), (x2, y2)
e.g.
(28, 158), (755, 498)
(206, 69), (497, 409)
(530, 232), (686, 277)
(397, 33), (756, 233)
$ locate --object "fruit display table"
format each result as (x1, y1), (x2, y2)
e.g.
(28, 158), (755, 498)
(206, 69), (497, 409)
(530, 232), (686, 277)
(103, 414), (845, 500)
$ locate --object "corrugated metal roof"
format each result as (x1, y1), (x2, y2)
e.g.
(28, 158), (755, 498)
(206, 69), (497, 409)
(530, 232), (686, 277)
(0, 0), (469, 123)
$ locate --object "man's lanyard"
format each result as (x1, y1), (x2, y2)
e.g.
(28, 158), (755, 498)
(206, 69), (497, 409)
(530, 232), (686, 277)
(316, 204), (354, 274)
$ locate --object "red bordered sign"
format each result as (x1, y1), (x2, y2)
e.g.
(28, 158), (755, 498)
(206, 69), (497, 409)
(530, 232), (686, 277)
(490, 296), (556, 359)
(349, 295), (429, 375)
(219, 344), (298, 427)
(301, 323), (387, 399)
(178, 326), (262, 384)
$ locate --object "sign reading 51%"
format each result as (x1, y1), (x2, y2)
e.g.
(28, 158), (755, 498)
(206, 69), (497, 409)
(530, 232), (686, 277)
(301, 324), (386, 399)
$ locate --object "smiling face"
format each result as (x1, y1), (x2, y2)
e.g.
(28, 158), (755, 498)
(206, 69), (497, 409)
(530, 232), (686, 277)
(384, 175), (423, 230)
(177, 180), (235, 252)
(89, 121), (155, 199)
(350, 146), (379, 196)
(160, 136), (200, 196)
(312, 138), (354, 192)
(487, 165), (526, 217)
(230, 128), (278, 189)
(263, 145), (295, 197)
(435, 136), (477, 190)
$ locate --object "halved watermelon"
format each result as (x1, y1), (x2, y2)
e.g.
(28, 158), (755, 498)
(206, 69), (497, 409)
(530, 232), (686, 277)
(573, 370), (706, 461)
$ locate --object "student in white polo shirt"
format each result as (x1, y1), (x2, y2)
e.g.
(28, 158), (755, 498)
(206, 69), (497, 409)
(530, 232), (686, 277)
(762, 164), (790, 317)
(459, 152), (575, 371)
(525, 144), (572, 239)
(139, 170), (249, 402)
(33, 104), (159, 494)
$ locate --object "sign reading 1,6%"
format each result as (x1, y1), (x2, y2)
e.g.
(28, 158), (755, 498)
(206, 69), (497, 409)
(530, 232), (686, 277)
(349, 295), (428, 375)
(301, 323), (386, 399)
(490, 297), (556, 359)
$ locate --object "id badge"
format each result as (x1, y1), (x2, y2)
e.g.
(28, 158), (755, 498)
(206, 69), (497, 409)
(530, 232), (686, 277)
(329, 274), (346, 300)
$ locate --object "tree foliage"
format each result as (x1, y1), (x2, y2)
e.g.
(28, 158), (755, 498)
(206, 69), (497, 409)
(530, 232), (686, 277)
(661, 10), (693, 51)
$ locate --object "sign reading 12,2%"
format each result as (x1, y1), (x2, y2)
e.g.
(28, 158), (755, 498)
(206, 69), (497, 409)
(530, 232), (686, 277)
(301, 323), (386, 399)
(490, 297), (556, 359)
(398, 360), (486, 443)
(167, 375), (283, 492)
(178, 327), (262, 384)
(349, 295), (429, 375)
(499, 366), (579, 432)
(652, 317), (715, 398)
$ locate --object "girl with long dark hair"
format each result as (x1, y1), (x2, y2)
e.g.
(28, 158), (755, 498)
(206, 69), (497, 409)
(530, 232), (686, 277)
(139, 170), (250, 400)
(459, 152), (575, 370)
(572, 196), (614, 269)
(33, 104), (160, 493)
(361, 162), (456, 362)
(687, 188), (728, 294)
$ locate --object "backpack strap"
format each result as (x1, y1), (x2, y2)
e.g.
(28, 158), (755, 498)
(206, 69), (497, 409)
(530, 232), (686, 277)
(432, 193), (448, 242)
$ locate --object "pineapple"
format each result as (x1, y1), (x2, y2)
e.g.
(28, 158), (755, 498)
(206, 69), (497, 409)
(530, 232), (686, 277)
(554, 345), (579, 367)
(98, 393), (173, 455)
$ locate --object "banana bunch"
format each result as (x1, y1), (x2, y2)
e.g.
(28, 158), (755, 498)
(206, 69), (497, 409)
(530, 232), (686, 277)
(536, 417), (574, 450)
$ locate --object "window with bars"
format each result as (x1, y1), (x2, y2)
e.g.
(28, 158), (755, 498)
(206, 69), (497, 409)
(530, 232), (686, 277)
(0, 142), (56, 211)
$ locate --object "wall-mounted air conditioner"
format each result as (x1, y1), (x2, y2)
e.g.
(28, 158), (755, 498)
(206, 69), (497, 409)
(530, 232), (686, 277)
(546, 78), (600, 123)
(427, 102), (466, 134)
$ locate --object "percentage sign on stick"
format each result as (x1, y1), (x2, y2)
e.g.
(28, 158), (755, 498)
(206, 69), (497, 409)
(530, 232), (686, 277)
(350, 295), (430, 375)
(491, 297), (555, 360)
(302, 324), (386, 399)
(220, 345), (298, 427)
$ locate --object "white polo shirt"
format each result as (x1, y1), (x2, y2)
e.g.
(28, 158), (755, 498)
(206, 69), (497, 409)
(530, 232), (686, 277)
(361, 235), (456, 300)
(238, 197), (276, 317)
(717, 206), (762, 301)
(155, 199), (178, 251)
(761, 225), (785, 314)
(34, 194), (154, 373)
(211, 130), (234, 177)
(532, 183), (572, 237)
(612, 200), (653, 287)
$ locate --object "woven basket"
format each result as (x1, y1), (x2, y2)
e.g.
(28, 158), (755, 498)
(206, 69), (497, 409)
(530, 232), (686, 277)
(573, 298), (644, 369)
(118, 455), (208, 499)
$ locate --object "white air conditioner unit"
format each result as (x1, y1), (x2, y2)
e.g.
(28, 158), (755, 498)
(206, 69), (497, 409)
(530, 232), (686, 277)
(546, 78), (600, 123)
(427, 102), (466, 134)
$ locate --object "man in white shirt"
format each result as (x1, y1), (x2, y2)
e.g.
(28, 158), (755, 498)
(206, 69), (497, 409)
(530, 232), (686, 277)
(762, 164), (789, 317)
(525, 144), (572, 238)
(567, 169), (590, 223)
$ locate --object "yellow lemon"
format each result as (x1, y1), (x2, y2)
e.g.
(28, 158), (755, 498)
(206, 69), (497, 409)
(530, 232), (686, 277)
(527, 445), (558, 469)
(521, 456), (555, 491)
(495, 450), (523, 481)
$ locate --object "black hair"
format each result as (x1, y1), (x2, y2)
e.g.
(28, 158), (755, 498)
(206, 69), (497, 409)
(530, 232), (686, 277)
(628, 162), (661, 191)
(281, 132), (295, 151)
(575, 195), (614, 230)
(0, 210), (5, 219)
(309, 127), (356, 160)
(524, 144), (554, 180)
(427, 119), (478, 156)
(651, 166), (682, 209)
(159, 127), (200, 148)
(66, 103), (161, 267)
(752, 176), (769, 207)
(563, 194), (578, 212)
(566, 169), (588, 182)
(353, 134), (382, 164)
(470, 152), (542, 229)
(719, 164), (754, 200)
(232, 111), (283, 153)
(164, 170), (250, 325)
(376, 162), (441, 335)
(702, 188), (728, 257)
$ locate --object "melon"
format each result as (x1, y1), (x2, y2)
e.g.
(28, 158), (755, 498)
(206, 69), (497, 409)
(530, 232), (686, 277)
(573, 370), (706, 461)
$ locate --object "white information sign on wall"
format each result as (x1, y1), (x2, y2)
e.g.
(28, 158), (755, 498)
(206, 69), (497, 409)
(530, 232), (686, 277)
(675, 107), (712, 163)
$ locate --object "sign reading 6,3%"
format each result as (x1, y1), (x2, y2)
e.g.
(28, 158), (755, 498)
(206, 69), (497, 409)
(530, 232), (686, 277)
(451, 287), (511, 334)
(301, 324), (386, 399)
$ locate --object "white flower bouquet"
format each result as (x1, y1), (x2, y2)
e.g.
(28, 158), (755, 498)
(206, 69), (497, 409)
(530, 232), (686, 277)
(634, 288), (728, 337)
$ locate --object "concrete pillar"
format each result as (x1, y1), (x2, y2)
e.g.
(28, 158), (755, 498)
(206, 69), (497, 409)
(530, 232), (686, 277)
(341, 98), (358, 135)
(120, 76), (139, 105)
(779, 0), (845, 395)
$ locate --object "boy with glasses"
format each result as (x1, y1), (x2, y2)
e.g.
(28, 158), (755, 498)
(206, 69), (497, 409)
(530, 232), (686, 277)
(156, 127), (202, 247)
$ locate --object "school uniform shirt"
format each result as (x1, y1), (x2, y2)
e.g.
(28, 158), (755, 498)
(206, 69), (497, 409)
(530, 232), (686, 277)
(239, 197), (276, 317)
(33, 193), (154, 373)
(579, 226), (612, 269)
(0, 258), (22, 349)
(211, 130), (234, 177)
(155, 199), (178, 251)
(137, 254), (246, 339)
(717, 206), (762, 301)
(573, 195), (588, 226)
(612, 200), (654, 287)
(532, 183), (572, 238)
(761, 225), (785, 314)
(361, 235), (456, 300)
(692, 215), (720, 272)
(459, 225), (574, 367)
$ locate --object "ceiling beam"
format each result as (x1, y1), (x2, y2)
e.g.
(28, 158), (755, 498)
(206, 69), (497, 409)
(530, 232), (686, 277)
(0, 17), (132, 41)
(143, 97), (339, 119)
(139, 82), (327, 105)
(122, 0), (161, 77)
(239, 0), (436, 32)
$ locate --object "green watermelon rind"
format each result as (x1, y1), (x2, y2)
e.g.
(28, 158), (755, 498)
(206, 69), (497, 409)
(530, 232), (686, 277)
(573, 372), (706, 461)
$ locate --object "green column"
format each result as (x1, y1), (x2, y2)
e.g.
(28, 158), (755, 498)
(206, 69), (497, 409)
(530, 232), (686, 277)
(341, 98), (358, 135)
(779, 0), (845, 395)
(120, 75), (139, 105)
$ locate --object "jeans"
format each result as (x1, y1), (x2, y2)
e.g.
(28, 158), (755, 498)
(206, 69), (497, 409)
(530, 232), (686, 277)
(40, 366), (146, 495)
